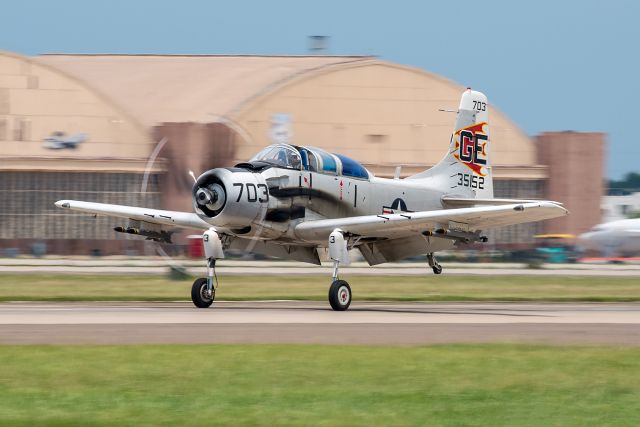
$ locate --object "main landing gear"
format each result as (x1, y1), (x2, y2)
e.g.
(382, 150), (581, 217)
(191, 276), (215, 308)
(329, 280), (351, 311)
(191, 228), (224, 308)
(328, 229), (352, 311)
(427, 252), (442, 274)
(191, 227), (356, 311)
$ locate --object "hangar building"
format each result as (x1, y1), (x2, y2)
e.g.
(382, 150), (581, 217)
(0, 51), (603, 255)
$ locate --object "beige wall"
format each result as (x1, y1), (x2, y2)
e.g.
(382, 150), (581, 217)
(0, 52), (154, 164)
(233, 63), (539, 174)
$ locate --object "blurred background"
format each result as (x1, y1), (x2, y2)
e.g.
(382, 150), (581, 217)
(0, 0), (638, 262)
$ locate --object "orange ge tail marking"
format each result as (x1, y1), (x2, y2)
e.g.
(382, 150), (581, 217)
(453, 122), (488, 176)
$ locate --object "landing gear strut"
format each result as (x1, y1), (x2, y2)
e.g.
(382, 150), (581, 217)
(191, 228), (224, 308)
(427, 252), (442, 275)
(328, 229), (352, 311)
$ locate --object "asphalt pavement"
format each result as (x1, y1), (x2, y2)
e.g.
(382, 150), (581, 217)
(1, 301), (638, 345)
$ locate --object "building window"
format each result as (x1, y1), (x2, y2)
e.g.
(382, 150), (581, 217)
(22, 119), (31, 141)
(0, 118), (6, 141)
(27, 75), (39, 89)
(367, 134), (387, 143)
(13, 118), (22, 141)
(13, 118), (31, 141)
(0, 171), (162, 240)
(490, 179), (544, 245)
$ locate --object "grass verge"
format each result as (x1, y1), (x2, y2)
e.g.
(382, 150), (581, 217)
(0, 274), (639, 302)
(0, 344), (638, 426)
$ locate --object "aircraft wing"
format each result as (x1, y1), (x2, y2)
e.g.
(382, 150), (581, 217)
(295, 201), (568, 242)
(55, 200), (211, 230)
(441, 196), (564, 208)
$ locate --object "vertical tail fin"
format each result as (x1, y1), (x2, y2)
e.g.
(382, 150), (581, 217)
(408, 88), (494, 199)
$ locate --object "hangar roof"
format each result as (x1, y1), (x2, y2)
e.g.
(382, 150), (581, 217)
(38, 54), (375, 127)
(34, 54), (542, 178)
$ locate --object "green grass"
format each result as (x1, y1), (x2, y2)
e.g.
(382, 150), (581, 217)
(0, 274), (639, 302)
(0, 344), (638, 426)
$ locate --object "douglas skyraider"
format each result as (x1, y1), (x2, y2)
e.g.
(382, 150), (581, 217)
(56, 89), (568, 310)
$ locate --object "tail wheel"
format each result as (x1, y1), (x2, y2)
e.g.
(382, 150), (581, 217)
(329, 280), (352, 311)
(191, 277), (214, 308)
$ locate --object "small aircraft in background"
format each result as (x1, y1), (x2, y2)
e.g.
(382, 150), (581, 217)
(55, 89), (568, 310)
(44, 132), (87, 150)
(579, 218), (640, 258)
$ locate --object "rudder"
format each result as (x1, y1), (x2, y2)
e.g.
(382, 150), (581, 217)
(409, 88), (494, 199)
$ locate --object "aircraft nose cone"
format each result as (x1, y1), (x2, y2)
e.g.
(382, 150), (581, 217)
(194, 182), (226, 214)
(196, 188), (215, 205)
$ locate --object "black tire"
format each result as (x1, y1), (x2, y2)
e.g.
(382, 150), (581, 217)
(432, 265), (443, 275)
(328, 280), (352, 311)
(191, 277), (214, 308)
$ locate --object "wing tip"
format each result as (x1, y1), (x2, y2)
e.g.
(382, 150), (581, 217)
(516, 201), (569, 218)
(541, 201), (570, 216)
(547, 201), (570, 215)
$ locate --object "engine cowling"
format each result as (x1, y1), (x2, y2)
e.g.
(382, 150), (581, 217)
(192, 168), (267, 229)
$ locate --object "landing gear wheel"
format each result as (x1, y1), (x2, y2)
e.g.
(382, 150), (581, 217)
(191, 277), (214, 308)
(427, 253), (442, 275)
(329, 280), (352, 311)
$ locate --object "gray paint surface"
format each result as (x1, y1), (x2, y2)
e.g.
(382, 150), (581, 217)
(1, 302), (638, 345)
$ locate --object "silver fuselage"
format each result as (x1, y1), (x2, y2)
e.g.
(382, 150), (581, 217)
(194, 165), (444, 246)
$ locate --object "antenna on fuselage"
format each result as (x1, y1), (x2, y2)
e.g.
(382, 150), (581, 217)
(394, 166), (402, 180)
(188, 170), (197, 184)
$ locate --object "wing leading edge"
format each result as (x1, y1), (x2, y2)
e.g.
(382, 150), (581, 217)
(55, 200), (211, 230)
(295, 202), (568, 243)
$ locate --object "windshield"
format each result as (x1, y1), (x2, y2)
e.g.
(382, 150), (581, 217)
(250, 144), (302, 170)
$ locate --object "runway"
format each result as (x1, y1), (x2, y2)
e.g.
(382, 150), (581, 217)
(3, 259), (640, 276)
(1, 301), (639, 345)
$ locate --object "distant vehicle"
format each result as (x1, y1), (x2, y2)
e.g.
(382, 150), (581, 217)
(579, 218), (640, 257)
(44, 132), (87, 149)
(534, 234), (579, 263)
(55, 89), (567, 310)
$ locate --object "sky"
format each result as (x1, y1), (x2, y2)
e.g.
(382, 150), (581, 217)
(1, 0), (638, 179)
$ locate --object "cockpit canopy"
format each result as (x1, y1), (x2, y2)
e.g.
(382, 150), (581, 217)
(250, 144), (370, 180)
(250, 145), (302, 170)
